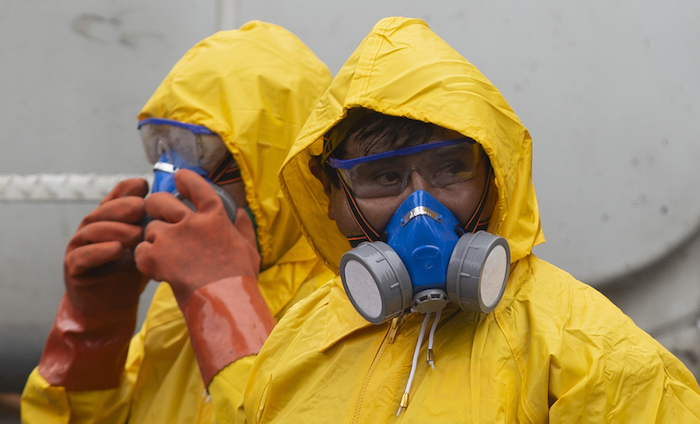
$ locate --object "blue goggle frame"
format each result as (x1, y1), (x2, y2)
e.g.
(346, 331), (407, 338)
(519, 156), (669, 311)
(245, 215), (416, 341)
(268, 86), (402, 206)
(326, 137), (472, 169)
(137, 118), (216, 135)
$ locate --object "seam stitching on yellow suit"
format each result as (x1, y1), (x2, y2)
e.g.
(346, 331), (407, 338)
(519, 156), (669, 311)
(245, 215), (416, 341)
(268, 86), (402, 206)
(230, 145), (271, 265)
(496, 261), (545, 424)
(352, 324), (394, 424)
(493, 308), (543, 424)
(352, 18), (389, 105)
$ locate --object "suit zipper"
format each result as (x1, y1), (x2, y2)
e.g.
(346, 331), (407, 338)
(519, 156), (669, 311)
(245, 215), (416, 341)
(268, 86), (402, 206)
(352, 316), (402, 424)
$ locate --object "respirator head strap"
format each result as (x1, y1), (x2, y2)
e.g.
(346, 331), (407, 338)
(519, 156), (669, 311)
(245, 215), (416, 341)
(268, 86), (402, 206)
(208, 151), (242, 185)
(337, 169), (385, 246)
(462, 166), (494, 233)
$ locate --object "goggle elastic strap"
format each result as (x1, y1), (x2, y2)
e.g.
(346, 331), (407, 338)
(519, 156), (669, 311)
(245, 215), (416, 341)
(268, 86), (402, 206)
(208, 151), (242, 185)
(337, 169), (384, 247)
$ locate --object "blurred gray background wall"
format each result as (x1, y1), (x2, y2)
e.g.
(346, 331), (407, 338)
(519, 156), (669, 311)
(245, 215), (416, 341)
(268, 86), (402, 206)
(1, 0), (699, 392)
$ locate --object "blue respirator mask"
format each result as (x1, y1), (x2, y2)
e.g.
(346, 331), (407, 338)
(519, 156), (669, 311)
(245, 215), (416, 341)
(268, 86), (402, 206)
(339, 190), (510, 324)
(139, 119), (239, 223)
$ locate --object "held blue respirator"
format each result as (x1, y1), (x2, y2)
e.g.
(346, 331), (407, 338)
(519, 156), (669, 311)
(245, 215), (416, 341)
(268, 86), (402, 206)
(139, 151), (238, 227)
(155, 150), (239, 216)
(138, 119), (238, 226)
(339, 190), (510, 324)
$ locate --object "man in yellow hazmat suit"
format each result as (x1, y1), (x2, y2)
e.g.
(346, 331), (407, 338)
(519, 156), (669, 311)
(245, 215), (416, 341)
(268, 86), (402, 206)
(21, 21), (333, 423)
(226, 17), (700, 422)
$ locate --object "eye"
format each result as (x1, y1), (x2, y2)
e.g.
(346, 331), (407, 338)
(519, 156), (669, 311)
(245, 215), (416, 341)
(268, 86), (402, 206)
(438, 161), (469, 175)
(372, 170), (403, 185)
(432, 160), (475, 186)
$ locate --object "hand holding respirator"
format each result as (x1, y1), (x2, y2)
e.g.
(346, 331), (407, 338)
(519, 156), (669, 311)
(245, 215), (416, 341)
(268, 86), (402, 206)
(139, 150), (238, 228)
(138, 120), (239, 226)
(339, 190), (510, 324)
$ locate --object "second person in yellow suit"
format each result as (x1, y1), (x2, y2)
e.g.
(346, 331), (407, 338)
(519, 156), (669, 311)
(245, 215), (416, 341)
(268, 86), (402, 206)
(22, 20), (333, 423)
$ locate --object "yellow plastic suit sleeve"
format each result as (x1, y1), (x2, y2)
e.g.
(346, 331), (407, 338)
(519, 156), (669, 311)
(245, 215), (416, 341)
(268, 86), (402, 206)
(207, 355), (257, 423)
(21, 367), (135, 424)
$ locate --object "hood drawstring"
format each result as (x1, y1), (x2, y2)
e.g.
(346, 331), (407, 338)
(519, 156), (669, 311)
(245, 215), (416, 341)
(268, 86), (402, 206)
(397, 311), (441, 416)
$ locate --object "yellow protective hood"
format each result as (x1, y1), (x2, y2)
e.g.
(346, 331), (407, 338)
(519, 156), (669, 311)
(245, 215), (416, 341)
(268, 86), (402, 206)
(280, 17), (544, 273)
(139, 21), (332, 271)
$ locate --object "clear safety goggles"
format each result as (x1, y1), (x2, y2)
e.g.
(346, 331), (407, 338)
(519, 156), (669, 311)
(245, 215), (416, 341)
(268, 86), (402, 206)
(139, 118), (229, 170)
(327, 137), (483, 199)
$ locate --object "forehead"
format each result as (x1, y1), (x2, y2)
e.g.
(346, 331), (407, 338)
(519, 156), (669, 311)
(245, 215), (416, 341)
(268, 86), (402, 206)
(343, 127), (464, 159)
(342, 127), (464, 159)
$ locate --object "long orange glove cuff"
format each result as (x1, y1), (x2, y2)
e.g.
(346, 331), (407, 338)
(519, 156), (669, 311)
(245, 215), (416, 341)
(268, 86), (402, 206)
(38, 178), (149, 391)
(38, 295), (138, 390)
(182, 276), (276, 387)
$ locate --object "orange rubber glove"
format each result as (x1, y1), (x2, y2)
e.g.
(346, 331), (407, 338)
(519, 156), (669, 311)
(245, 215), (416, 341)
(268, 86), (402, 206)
(134, 169), (275, 386)
(38, 178), (150, 390)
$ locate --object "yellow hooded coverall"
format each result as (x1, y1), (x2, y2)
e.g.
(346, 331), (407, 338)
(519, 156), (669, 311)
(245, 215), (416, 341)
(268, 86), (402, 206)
(227, 17), (700, 423)
(21, 21), (333, 423)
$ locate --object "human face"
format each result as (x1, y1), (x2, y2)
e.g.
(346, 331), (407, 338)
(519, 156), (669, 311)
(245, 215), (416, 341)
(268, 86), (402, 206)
(327, 128), (493, 237)
(140, 122), (248, 208)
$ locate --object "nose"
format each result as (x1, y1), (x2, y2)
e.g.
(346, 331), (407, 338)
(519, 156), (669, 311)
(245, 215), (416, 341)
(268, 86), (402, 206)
(392, 170), (433, 207)
(406, 169), (433, 193)
(403, 170), (453, 208)
(399, 170), (443, 204)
